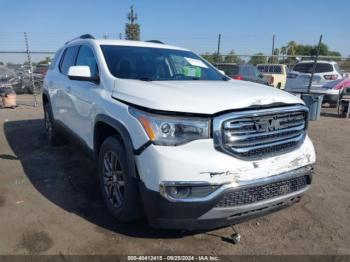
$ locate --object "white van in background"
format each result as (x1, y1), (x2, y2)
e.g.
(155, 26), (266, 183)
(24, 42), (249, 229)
(257, 64), (288, 89)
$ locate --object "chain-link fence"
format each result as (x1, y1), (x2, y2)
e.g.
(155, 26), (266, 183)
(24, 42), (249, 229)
(1, 41), (350, 110)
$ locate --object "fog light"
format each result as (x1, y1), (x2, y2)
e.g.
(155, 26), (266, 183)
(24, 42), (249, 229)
(160, 183), (221, 201)
(167, 186), (191, 199)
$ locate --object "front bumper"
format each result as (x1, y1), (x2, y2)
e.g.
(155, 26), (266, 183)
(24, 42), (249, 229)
(140, 165), (313, 230)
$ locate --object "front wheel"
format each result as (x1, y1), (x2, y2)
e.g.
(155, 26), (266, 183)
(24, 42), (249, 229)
(98, 136), (143, 221)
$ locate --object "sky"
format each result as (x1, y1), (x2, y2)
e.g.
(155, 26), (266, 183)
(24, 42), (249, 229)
(1, 0), (349, 63)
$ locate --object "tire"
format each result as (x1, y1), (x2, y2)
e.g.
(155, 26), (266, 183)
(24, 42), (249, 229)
(98, 136), (143, 222)
(276, 83), (281, 89)
(43, 103), (66, 146)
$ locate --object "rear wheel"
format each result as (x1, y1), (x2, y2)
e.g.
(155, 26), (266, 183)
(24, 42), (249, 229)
(276, 83), (281, 89)
(98, 136), (143, 221)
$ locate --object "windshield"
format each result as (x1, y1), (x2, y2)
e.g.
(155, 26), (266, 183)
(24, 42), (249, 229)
(101, 45), (228, 81)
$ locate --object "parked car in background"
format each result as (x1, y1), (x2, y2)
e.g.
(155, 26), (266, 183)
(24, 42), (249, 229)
(285, 61), (344, 106)
(0, 65), (19, 90)
(215, 63), (269, 85)
(257, 64), (288, 89)
(33, 64), (50, 93)
(320, 78), (350, 106)
(43, 35), (315, 230)
(34, 63), (49, 77)
(286, 61), (343, 90)
(342, 72), (350, 78)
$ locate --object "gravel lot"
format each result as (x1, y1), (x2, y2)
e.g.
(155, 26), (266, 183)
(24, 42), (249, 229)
(0, 95), (349, 255)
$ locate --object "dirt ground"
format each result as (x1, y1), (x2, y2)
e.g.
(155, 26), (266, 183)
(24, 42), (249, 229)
(0, 94), (349, 255)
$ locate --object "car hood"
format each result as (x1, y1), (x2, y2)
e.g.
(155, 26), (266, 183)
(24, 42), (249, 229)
(112, 79), (303, 114)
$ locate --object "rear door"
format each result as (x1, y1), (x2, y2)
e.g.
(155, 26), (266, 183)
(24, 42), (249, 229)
(52, 45), (80, 124)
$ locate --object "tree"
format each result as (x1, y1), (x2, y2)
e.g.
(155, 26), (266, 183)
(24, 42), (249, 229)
(224, 50), (243, 64)
(201, 52), (216, 63)
(125, 6), (140, 40)
(249, 53), (267, 65)
(38, 57), (52, 65)
(328, 51), (342, 61)
(201, 52), (222, 63)
(280, 46), (287, 63)
(340, 59), (350, 71)
(287, 41), (297, 56)
(269, 48), (280, 63)
(286, 41), (298, 65)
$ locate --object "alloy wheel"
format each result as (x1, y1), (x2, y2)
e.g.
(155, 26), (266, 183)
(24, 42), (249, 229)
(103, 150), (125, 208)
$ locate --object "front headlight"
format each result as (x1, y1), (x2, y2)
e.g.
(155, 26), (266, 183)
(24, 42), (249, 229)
(129, 107), (210, 146)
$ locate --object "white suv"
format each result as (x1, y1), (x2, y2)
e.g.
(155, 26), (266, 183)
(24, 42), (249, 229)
(286, 61), (343, 104)
(43, 35), (316, 230)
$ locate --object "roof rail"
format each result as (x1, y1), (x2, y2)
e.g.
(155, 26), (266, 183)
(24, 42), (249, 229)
(65, 34), (95, 45)
(146, 40), (164, 44)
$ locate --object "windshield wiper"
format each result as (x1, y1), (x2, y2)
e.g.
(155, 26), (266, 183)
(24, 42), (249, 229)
(222, 76), (230, 81)
(137, 77), (154, 81)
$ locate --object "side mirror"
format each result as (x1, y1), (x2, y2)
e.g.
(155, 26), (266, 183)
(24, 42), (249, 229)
(68, 66), (99, 83)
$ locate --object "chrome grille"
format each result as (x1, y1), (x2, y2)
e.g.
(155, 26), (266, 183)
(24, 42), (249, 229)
(213, 105), (308, 159)
(215, 175), (309, 208)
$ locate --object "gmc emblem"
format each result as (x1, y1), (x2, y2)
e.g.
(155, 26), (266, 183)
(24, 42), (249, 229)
(255, 118), (282, 132)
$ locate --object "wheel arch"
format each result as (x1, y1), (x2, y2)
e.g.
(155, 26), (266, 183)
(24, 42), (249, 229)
(42, 89), (50, 106)
(94, 114), (139, 179)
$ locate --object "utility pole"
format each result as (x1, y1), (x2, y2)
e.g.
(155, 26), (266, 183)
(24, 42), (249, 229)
(119, 33), (122, 40)
(217, 34), (221, 62)
(125, 5), (140, 40)
(307, 35), (323, 93)
(128, 5), (137, 24)
(24, 32), (37, 107)
(271, 34), (275, 64)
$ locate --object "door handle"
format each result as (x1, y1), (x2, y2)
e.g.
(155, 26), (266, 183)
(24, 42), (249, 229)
(66, 86), (71, 93)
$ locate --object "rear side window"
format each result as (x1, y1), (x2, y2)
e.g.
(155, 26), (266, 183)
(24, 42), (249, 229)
(75, 45), (99, 77)
(268, 65), (282, 73)
(59, 46), (80, 75)
(293, 63), (333, 73)
(257, 65), (269, 73)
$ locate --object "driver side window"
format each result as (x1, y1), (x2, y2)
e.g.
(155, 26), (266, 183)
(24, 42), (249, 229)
(75, 45), (99, 77)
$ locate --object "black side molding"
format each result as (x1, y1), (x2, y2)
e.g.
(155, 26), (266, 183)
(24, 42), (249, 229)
(134, 140), (153, 155)
(94, 114), (146, 179)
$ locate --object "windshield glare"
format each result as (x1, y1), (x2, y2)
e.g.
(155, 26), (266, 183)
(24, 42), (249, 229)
(101, 45), (227, 81)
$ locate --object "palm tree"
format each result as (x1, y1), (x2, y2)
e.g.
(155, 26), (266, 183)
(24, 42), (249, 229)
(286, 41), (297, 65)
(281, 46), (287, 63)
